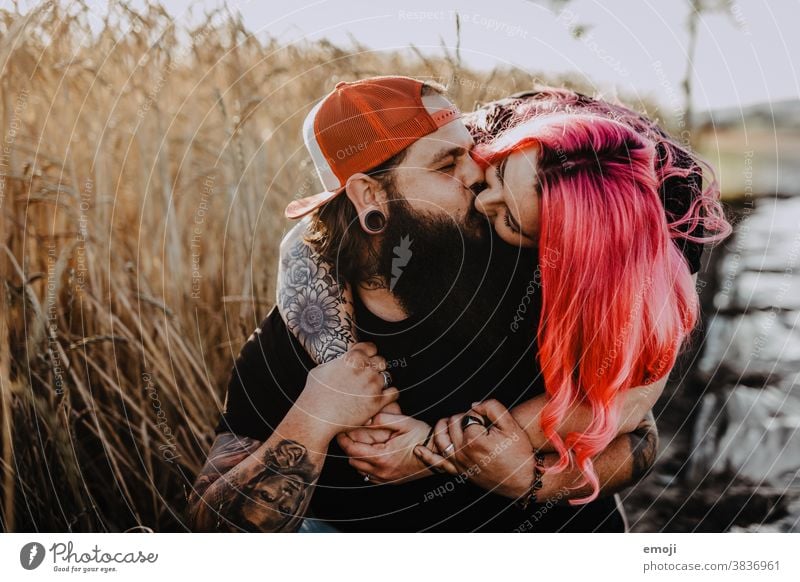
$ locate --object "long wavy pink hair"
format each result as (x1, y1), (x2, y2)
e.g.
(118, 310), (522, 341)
(474, 112), (732, 504)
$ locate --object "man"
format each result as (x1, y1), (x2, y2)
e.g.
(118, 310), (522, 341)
(186, 77), (691, 532)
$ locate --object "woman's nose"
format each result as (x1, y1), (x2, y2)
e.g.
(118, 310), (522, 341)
(475, 167), (503, 216)
(475, 188), (503, 216)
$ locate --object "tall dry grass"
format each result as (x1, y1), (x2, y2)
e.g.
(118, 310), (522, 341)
(0, 1), (658, 532)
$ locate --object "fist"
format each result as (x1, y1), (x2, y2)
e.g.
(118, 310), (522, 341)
(297, 342), (399, 437)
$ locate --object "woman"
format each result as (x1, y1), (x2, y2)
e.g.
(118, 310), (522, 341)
(460, 110), (731, 501)
(279, 90), (732, 505)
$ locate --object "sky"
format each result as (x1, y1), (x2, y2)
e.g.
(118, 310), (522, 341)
(61, 0), (800, 112)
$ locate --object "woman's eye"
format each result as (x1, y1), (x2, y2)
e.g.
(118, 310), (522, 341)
(438, 163), (456, 173)
(504, 212), (519, 233)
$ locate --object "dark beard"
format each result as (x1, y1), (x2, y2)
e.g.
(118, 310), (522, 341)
(374, 198), (515, 352)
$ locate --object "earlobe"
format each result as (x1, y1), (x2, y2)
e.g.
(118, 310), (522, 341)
(363, 209), (386, 234)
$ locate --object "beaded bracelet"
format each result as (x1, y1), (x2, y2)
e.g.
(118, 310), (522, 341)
(515, 450), (545, 510)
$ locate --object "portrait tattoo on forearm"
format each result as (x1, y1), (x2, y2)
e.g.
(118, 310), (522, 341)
(278, 234), (356, 363)
(212, 440), (320, 532)
(188, 433), (262, 501)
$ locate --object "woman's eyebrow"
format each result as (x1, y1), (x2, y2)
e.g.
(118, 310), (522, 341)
(496, 157), (508, 186)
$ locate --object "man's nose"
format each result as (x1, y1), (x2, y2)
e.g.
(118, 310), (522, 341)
(461, 150), (485, 192)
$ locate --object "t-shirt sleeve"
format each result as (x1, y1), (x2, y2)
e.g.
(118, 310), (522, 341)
(214, 306), (316, 441)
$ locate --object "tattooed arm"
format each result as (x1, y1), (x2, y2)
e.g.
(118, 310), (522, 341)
(186, 413), (330, 532)
(535, 409), (659, 503)
(186, 342), (399, 532)
(277, 218), (357, 364)
(186, 432), (263, 524)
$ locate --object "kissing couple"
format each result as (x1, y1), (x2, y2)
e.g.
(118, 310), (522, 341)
(187, 76), (731, 532)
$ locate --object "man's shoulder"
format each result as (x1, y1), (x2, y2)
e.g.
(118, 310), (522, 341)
(235, 305), (314, 369)
(214, 305), (313, 440)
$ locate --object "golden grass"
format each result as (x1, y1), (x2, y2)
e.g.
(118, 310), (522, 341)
(0, 1), (663, 531)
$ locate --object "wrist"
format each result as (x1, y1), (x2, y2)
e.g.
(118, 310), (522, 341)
(526, 453), (568, 503)
(416, 425), (444, 476)
(282, 403), (340, 444)
(514, 450), (546, 509)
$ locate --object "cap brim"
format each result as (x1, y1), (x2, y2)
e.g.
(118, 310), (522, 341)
(284, 187), (345, 220)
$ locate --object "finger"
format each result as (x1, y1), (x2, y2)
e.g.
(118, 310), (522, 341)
(470, 399), (517, 433)
(379, 401), (402, 415)
(414, 445), (458, 476)
(346, 427), (393, 444)
(447, 413), (465, 452)
(368, 355), (387, 372)
(370, 412), (412, 432)
(379, 387), (400, 408)
(460, 415), (490, 449)
(351, 341), (378, 357)
(433, 418), (454, 457)
(339, 433), (385, 459)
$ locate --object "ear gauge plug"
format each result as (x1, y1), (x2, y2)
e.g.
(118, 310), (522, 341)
(364, 210), (386, 233)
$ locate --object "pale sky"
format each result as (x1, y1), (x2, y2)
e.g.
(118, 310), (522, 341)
(53, 0), (800, 111)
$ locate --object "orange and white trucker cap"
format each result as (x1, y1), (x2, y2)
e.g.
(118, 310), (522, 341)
(284, 75), (461, 220)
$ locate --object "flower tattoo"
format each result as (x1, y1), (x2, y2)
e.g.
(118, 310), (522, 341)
(278, 232), (356, 363)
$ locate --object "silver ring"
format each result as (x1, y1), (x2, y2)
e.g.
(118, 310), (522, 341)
(461, 414), (485, 431)
(380, 370), (392, 389)
(364, 474), (371, 482)
(443, 444), (455, 456)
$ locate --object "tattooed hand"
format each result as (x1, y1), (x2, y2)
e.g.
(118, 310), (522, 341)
(278, 219), (358, 364)
(298, 342), (400, 433)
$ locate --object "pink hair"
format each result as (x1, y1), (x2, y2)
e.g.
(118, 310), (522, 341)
(475, 112), (732, 504)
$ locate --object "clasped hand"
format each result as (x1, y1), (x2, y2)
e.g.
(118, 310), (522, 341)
(337, 399), (537, 499)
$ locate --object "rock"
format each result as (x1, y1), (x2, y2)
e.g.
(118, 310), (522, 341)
(697, 312), (800, 380)
(715, 271), (800, 311)
(689, 385), (800, 487)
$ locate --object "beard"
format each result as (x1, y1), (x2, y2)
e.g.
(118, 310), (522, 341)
(372, 196), (516, 352)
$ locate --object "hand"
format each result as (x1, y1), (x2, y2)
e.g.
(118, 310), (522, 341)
(297, 342), (399, 439)
(414, 399), (536, 499)
(337, 400), (401, 445)
(337, 412), (435, 484)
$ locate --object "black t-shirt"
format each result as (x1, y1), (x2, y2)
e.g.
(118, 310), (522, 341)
(215, 238), (634, 532)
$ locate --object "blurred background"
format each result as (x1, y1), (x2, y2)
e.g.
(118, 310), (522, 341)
(0, 0), (798, 532)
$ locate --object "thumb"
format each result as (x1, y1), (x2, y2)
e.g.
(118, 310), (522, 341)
(379, 401), (402, 415)
(379, 387), (400, 410)
(370, 412), (413, 432)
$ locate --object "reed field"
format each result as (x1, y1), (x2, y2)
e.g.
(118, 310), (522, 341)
(0, 1), (670, 532)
